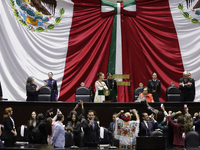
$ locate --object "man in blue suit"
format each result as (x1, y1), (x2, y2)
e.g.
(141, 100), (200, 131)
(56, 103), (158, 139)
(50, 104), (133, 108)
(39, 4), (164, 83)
(52, 114), (65, 148)
(45, 72), (58, 101)
(139, 112), (158, 136)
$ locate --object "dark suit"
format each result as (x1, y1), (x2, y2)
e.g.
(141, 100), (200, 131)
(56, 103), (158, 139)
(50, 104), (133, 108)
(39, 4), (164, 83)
(37, 121), (47, 144)
(82, 119), (100, 144)
(3, 117), (16, 147)
(139, 120), (158, 136)
(147, 80), (161, 102)
(193, 118), (200, 137)
(108, 122), (115, 145)
(0, 82), (2, 98)
(104, 79), (118, 102)
(108, 122), (115, 132)
(179, 78), (195, 101)
(44, 79), (58, 101)
(27, 120), (37, 143)
(26, 84), (38, 101)
(67, 121), (82, 146)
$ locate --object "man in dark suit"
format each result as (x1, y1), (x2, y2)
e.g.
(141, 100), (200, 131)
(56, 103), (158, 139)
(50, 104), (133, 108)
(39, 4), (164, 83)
(193, 112), (200, 137)
(104, 73), (118, 102)
(108, 113), (117, 145)
(0, 82), (2, 99)
(139, 112), (158, 136)
(44, 72), (58, 101)
(82, 110), (100, 146)
(147, 72), (161, 102)
(179, 71), (195, 101)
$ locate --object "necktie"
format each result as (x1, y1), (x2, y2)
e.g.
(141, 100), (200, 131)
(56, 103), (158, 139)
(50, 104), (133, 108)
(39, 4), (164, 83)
(147, 121), (150, 129)
(92, 123), (95, 130)
(113, 123), (115, 130)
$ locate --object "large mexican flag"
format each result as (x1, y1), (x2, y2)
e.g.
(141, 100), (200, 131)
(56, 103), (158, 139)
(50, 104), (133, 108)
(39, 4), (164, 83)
(0, 0), (199, 102)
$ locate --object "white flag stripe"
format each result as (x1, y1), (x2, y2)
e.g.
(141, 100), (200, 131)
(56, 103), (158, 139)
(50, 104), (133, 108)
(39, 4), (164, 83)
(101, 5), (114, 12)
(115, 3), (123, 78)
(0, 0), (74, 100)
(124, 5), (136, 12)
(168, 0), (200, 101)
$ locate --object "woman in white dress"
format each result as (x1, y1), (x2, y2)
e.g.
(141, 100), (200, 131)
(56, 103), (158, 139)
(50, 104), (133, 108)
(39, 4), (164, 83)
(114, 109), (140, 149)
(94, 72), (108, 103)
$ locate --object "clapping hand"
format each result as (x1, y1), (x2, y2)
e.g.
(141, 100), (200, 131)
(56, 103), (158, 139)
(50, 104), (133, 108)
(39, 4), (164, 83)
(179, 82), (184, 86)
(36, 86), (41, 91)
(89, 120), (94, 127)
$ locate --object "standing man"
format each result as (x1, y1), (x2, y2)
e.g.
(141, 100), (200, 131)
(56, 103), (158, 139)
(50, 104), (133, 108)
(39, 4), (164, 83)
(108, 113), (117, 145)
(52, 114), (65, 148)
(82, 110), (100, 146)
(0, 82), (2, 99)
(147, 72), (161, 102)
(179, 71), (195, 101)
(104, 73), (118, 102)
(139, 112), (158, 136)
(45, 72), (58, 101)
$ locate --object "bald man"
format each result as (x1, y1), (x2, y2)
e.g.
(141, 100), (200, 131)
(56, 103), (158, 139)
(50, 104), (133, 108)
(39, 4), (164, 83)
(179, 71), (195, 101)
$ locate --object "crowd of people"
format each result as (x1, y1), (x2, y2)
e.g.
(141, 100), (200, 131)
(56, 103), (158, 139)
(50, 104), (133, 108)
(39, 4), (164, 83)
(0, 101), (200, 150)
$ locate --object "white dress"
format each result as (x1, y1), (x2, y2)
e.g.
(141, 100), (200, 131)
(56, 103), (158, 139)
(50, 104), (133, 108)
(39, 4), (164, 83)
(94, 80), (108, 103)
(114, 117), (139, 148)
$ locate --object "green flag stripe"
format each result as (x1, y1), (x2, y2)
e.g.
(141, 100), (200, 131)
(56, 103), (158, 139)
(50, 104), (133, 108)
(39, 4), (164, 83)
(124, 0), (136, 8)
(107, 14), (117, 74)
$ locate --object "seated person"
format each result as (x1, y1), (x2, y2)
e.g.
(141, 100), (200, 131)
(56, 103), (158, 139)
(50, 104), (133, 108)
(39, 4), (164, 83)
(82, 110), (100, 146)
(139, 112), (158, 136)
(138, 87), (154, 103)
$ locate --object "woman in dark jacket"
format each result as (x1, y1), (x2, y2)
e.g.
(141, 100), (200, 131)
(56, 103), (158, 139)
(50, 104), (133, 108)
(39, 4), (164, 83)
(27, 111), (37, 143)
(3, 107), (17, 147)
(66, 113), (82, 147)
(36, 113), (47, 144)
(26, 77), (41, 101)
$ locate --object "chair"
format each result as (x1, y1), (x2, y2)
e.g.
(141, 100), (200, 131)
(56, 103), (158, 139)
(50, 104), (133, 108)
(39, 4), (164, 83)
(100, 128), (109, 144)
(134, 87), (143, 101)
(150, 131), (163, 137)
(166, 86), (180, 101)
(38, 86), (51, 101)
(185, 131), (199, 148)
(65, 131), (74, 147)
(75, 86), (90, 102)
(16, 125), (29, 142)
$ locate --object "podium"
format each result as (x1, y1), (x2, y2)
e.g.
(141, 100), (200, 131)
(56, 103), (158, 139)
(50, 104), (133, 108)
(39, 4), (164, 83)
(98, 90), (116, 102)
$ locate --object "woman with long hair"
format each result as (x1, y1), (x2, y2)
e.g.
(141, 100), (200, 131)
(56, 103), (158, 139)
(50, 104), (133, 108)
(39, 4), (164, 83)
(114, 109), (140, 149)
(66, 113), (81, 147)
(26, 76), (41, 101)
(162, 107), (185, 149)
(27, 111), (37, 143)
(3, 107), (17, 147)
(46, 109), (61, 145)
